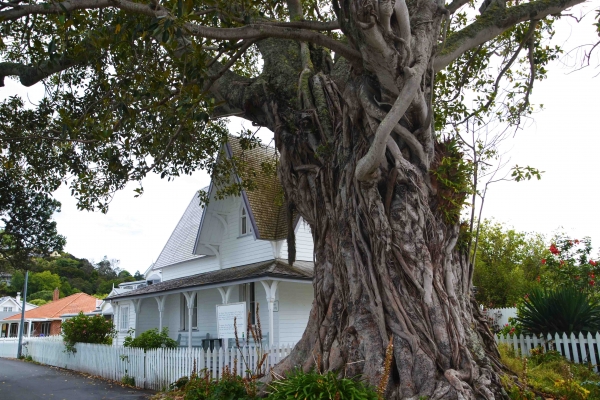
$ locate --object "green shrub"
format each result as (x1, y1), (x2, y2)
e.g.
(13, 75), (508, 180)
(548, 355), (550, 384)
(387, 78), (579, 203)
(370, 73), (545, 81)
(498, 343), (600, 399)
(516, 287), (600, 335)
(122, 373), (135, 386)
(28, 290), (54, 301)
(182, 368), (253, 400)
(123, 327), (178, 350)
(62, 312), (115, 354)
(29, 299), (48, 306)
(266, 369), (378, 400)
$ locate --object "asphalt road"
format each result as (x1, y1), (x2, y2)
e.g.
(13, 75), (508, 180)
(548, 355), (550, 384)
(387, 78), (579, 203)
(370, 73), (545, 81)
(0, 358), (155, 400)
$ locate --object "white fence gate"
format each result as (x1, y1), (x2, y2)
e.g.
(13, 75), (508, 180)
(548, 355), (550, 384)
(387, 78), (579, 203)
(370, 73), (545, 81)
(496, 332), (600, 372)
(0, 337), (294, 390)
(0, 338), (19, 358)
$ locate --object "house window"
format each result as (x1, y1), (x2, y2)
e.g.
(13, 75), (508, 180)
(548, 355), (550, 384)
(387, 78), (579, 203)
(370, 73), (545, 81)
(240, 283), (256, 325)
(39, 322), (51, 336)
(3, 307), (12, 312)
(240, 205), (253, 236)
(241, 206), (248, 235)
(180, 294), (198, 331)
(120, 306), (129, 330)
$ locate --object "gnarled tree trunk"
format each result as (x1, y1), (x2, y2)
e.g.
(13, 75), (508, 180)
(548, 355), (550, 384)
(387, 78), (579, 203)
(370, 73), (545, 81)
(224, 2), (507, 398)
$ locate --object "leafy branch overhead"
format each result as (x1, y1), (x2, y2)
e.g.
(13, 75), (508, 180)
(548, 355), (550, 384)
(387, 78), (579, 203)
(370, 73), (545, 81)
(0, 0), (592, 212)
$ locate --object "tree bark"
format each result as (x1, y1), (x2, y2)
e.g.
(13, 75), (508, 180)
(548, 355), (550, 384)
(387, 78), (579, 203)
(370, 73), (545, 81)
(229, 2), (508, 398)
(270, 80), (505, 398)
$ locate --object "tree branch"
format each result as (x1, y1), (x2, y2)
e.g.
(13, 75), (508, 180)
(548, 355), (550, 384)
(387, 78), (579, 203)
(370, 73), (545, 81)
(455, 19), (539, 124)
(1, 0), (359, 63)
(435, 0), (587, 71)
(446, 0), (471, 14)
(0, 56), (80, 87)
(355, 65), (426, 182)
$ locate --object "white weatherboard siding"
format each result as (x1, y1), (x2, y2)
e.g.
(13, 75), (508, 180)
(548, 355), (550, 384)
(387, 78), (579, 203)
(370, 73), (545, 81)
(163, 294), (181, 341)
(135, 297), (160, 335)
(162, 196), (277, 282)
(217, 197), (274, 268)
(123, 282), (310, 345)
(253, 283), (276, 344)
(114, 300), (136, 346)
(196, 289), (224, 339)
(281, 219), (314, 262)
(161, 256), (219, 281)
(277, 282), (313, 344)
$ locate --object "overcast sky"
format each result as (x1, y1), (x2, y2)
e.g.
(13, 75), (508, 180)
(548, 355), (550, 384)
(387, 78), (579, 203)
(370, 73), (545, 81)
(1, 8), (599, 274)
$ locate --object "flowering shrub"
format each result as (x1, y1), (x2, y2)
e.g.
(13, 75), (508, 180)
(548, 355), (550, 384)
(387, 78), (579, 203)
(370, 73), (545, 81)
(497, 317), (522, 337)
(62, 312), (115, 354)
(540, 237), (600, 297)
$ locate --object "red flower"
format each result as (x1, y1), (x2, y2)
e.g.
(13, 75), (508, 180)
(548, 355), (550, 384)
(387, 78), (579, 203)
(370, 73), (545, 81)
(536, 275), (541, 282)
(589, 272), (595, 279)
(541, 259), (546, 264)
(590, 260), (597, 266)
(575, 275), (580, 280)
(549, 244), (560, 255)
(575, 239), (580, 244)
(590, 280), (596, 287)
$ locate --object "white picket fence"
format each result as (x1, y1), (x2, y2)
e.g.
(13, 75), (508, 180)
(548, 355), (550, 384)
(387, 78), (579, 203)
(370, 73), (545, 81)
(496, 332), (600, 372)
(0, 338), (19, 358)
(0, 336), (294, 390)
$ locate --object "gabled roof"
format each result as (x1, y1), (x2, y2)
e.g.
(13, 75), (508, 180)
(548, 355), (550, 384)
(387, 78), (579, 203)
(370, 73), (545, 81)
(0, 296), (36, 310)
(106, 259), (313, 301)
(4, 293), (98, 320)
(153, 190), (206, 270)
(226, 138), (288, 241)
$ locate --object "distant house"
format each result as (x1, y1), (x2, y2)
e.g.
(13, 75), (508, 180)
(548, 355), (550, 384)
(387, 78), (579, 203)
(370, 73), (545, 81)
(1, 291), (98, 338)
(0, 272), (11, 286)
(0, 294), (38, 337)
(106, 138), (315, 349)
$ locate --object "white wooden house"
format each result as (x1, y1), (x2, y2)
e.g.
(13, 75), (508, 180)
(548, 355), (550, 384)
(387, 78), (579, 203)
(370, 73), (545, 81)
(0, 294), (38, 337)
(106, 138), (315, 349)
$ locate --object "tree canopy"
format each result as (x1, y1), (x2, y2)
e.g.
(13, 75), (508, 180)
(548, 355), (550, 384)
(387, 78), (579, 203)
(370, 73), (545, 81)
(1, 0), (596, 210)
(472, 220), (547, 308)
(2, 0), (599, 397)
(0, 174), (66, 271)
(2, 253), (137, 299)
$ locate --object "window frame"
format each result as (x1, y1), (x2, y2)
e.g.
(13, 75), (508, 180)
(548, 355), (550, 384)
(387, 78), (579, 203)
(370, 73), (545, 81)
(240, 283), (256, 325)
(120, 305), (129, 331)
(40, 321), (51, 336)
(180, 294), (198, 332)
(239, 204), (252, 237)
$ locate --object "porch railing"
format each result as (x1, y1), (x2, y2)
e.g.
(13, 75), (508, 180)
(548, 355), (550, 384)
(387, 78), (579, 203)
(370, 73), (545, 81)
(0, 336), (295, 390)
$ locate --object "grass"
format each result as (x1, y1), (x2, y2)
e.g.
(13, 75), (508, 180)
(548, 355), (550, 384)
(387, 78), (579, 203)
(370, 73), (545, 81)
(498, 343), (600, 399)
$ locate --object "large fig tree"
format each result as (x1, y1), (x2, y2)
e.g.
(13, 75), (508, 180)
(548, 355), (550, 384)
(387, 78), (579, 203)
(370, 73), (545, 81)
(0, 0), (595, 397)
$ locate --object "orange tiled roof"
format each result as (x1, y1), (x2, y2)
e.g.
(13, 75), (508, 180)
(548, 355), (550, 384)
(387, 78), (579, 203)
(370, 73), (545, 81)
(4, 293), (98, 320)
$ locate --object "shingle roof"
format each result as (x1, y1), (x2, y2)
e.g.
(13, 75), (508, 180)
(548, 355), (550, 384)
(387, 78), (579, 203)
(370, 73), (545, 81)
(4, 293), (98, 320)
(106, 259), (313, 300)
(227, 137), (288, 241)
(153, 191), (206, 269)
